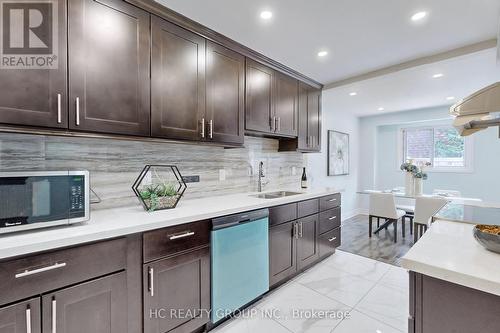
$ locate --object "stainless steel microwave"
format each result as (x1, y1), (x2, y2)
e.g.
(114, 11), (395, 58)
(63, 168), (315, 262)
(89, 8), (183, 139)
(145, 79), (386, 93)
(0, 171), (90, 234)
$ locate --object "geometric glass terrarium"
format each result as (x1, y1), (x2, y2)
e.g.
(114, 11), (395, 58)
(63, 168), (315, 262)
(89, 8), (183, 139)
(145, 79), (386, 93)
(132, 165), (187, 212)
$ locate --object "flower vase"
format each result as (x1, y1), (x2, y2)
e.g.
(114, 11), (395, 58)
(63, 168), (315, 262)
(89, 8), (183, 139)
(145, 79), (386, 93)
(405, 172), (414, 196)
(414, 178), (423, 196)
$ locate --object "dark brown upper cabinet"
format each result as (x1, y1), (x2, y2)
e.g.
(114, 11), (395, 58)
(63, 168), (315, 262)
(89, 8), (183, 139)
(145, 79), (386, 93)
(307, 87), (322, 151)
(274, 71), (298, 136)
(245, 59), (274, 134)
(205, 41), (245, 145)
(151, 16), (206, 141)
(245, 59), (299, 138)
(68, 0), (150, 136)
(279, 83), (322, 152)
(0, 0), (67, 129)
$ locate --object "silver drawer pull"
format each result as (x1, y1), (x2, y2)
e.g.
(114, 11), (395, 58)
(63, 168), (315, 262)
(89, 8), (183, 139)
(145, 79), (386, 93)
(328, 216), (337, 220)
(200, 118), (205, 138)
(148, 267), (154, 297)
(328, 198), (337, 202)
(75, 97), (80, 126)
(57, 93), (62, 124)
(26, 307), (31, 333)
(15, 262), (66, 278)
(328, 237), (337, 242)
(52, 298), (57, 333)
(169, 231), (195, 240)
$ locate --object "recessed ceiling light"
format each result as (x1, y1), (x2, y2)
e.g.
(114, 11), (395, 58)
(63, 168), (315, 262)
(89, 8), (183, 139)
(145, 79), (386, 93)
(378, 107), (385, 111)
(446, 96), (455, 101)
(349, 92), (357, 96)
(317, 50), (328, 57)
(260, 11), (273, 20)
(432, 73), (444, 78)
(411, 11), (427, 21)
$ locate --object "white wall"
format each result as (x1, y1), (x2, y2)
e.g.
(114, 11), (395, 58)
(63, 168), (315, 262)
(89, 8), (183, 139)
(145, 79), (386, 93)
(308, 89), (361, 220)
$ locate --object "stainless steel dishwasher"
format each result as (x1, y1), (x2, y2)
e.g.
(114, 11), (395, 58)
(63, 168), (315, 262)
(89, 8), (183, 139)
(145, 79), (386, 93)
(210, 209), (269, 324)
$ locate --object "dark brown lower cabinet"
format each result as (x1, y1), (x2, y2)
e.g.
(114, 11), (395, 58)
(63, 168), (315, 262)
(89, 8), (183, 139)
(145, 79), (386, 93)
(0, 298), (41, 333)
(41, 272), (127, 333)
(318, 227), (341, 257)
(269, 221), (298, 286)
(143, 247), (210, 333)
(296, 214), (320, 270)
(409, 272), (500, 333)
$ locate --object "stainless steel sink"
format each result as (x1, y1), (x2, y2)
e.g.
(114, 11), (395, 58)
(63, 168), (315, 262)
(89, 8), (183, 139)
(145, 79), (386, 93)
(252, 191), (303, 199)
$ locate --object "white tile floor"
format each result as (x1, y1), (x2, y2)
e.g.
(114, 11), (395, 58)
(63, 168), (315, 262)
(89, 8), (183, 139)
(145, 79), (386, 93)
(212, 250), (409, 333)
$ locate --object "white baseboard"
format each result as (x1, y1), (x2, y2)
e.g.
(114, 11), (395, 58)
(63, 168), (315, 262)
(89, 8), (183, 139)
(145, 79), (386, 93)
(341, 208), (368, 221)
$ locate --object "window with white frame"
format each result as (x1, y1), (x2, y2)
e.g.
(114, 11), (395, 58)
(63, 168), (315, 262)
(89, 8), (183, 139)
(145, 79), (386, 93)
(400, 125), (473, 172)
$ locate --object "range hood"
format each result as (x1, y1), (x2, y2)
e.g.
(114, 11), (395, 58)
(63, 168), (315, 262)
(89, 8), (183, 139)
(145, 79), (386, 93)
(450, 82), (500, 136)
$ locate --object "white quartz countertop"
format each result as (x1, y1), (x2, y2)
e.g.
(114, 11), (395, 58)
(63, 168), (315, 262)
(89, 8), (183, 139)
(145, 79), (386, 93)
(0, 187), (340, 260)
(401, 219), (500, 296)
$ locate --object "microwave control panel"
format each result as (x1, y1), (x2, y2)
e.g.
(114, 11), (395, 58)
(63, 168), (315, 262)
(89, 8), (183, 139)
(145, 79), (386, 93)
(69, 176), (86, 218)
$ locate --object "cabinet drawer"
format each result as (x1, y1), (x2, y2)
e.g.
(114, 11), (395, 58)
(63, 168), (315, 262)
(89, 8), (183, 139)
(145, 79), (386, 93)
(0, 238), (127, 306)
(319, 193), (341, 211)
(319, 207), (341, 234)
(297, 199), (319, 218)
(143, 220), (210, 263)
(269, 203), (297, 226)
(319, 227), (341, 257)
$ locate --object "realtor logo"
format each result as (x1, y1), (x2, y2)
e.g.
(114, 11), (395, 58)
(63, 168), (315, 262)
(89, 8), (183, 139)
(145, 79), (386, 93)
(0, 0), (58, 69)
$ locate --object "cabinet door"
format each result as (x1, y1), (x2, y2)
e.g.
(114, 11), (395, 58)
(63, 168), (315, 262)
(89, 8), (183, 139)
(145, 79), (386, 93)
(206, 41), (244, 145)
(144, 247), (210, 333)
(151, 16), (205, 141)
(297, 214), (320, 270)
(274, 72), (298, 137)
(0, 298), (41, 333)
(297, 83), (309, 150)
(245, 59), (273, 134)
(42, 272), (127, 333)
(68, 0), (150, 136)
(0, 0), (67, 129)
(269, 221), (297, 286)
(307, 88), (321, 151)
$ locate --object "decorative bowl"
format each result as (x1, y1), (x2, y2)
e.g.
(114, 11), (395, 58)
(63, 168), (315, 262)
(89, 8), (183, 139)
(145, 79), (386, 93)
(473, 225), (500, 254)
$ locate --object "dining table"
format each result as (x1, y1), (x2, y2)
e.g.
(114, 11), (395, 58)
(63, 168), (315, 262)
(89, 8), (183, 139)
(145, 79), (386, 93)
(357, 190), (483, 203)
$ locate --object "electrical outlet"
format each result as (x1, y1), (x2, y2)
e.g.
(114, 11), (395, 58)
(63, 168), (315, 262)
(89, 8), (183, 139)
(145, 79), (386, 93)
(219, 169), (226, 181)
(182, 175), (200, 183)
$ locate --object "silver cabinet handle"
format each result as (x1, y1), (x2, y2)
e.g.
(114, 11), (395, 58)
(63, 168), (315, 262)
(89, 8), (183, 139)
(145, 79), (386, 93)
(270, 117), (275, 132)
(57, 94), (62, 124)
(15, 262), (66, 278)
(277, 117), (281, 132)
(51, 298), (57, 333)
(328, 216), (337, 220)
(169, 231), (194, 240)
(26, 306), (31, 333)
(75, 97), (80, 126)
(209, 119), (213, 139)
(200, 118), (205, 138)
(148, 267), (154, 297)
(328, 237), (337, 242)
(293, 223), (299, 239)
(299, 222), (303, 238)
(328, 198), (337, 202)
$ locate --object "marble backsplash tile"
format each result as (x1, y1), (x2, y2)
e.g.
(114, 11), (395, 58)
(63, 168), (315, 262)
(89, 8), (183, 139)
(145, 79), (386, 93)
(0, 133), (305, 210)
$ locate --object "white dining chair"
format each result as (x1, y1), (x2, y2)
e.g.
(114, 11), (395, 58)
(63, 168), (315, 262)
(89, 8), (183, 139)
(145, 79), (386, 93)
(369, 193), (406, 243)
(433, 189), (461, 197)
(413, 197), (448, 243)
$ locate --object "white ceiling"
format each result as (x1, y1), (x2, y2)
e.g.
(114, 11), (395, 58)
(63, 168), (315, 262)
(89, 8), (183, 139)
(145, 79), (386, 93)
(325, 48), (500, 117)
(155, 0), (500, 84)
